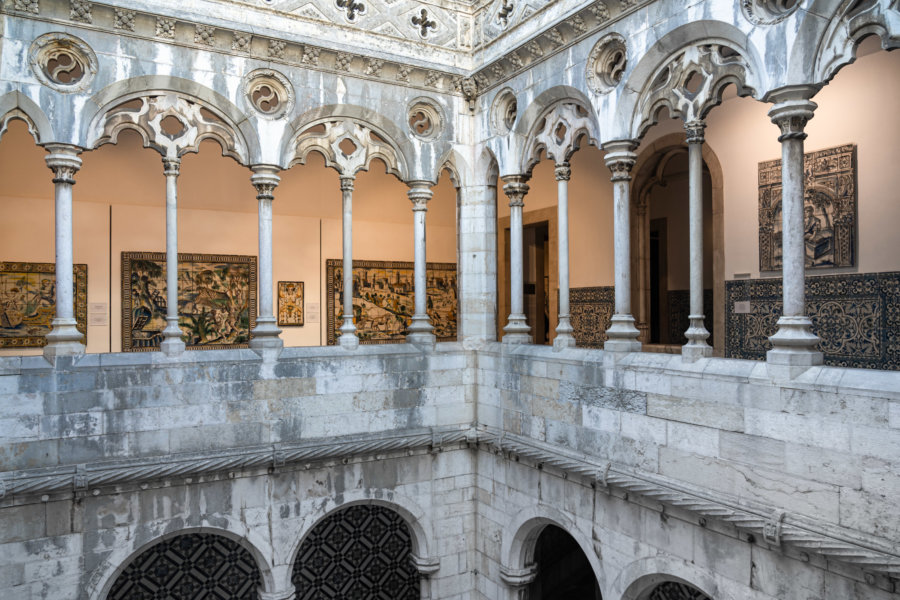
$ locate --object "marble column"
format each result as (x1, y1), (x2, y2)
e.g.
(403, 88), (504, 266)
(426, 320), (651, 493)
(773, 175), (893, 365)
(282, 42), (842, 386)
(553, 162), (575, 350)
(502, 176), (532, 344)
(407, 181), (436, 346)
(43, 144), (85, 358)
(682, 121), (712, 360)
(602, 141), (641, 352)
(250, 165), (283, 350)
(338, 175), (359, 349)
(160, 157), (185, 356)
(500, 565), (537, 600)
(767, 94), (823, 366)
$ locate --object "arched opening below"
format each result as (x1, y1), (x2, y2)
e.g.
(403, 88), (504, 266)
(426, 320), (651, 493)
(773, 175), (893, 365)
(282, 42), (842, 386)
(107, 533), (262, 600)
(292, 504), (420, 600)
(527, 525), (602, 600)
(642, 580), (712, 600)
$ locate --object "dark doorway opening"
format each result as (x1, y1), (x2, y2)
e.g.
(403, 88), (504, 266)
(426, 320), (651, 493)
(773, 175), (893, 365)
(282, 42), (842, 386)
(527, 525), (602, 600)
(523, 221), (550, 345)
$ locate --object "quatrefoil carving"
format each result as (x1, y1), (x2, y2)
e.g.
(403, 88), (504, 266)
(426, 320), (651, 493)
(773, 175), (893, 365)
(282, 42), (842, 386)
(29, 32), (97, 93)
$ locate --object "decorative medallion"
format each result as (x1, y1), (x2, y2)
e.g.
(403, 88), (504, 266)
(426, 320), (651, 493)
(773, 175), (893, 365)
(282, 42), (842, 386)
(740, 0), (802, 24)
(407, 98), (443, 140)
(586, 33), (627, 94)
(490, 88), (517, 135)
(29, 32), (98, 93)
(243, 69), (294, 119)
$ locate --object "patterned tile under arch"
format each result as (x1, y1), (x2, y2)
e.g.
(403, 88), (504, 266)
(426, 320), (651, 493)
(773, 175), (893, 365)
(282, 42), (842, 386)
(107, 533), (261, 600)
(292, 504), (419, 600)
(648, 581), (713, 600)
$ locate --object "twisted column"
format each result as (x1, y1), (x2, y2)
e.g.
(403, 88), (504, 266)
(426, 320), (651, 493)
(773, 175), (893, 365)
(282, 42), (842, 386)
(43, 144), (84, 358)
(502, 176), (532, 344)
(250, 165), (283, 350)
(159, 157), (185, 356)
(407, 181), (436, 346)
(553, 163), (575, 350)
(339, 175), (359, 349)
(767, 93), (823, 366)
(682, 121), (712, 360)
(602, 141), (641, 352)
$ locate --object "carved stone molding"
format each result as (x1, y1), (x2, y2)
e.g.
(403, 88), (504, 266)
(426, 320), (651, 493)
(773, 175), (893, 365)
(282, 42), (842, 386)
(92, 93), (247, 162)
(28, 32), (98, 93)
(242, 68), (295, 119)
(13, 0), (40, 14)
(740, 0), (802, 25)
(635, 44), (757, 137)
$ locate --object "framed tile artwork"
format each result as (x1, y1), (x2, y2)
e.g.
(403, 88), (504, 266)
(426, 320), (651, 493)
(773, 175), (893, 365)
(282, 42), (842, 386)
(278, 281), (304, 326)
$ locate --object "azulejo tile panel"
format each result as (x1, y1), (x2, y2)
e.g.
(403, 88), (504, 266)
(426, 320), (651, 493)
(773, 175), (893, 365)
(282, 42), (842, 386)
(725, 271), (900, 370)
(570, 286), (614, 348)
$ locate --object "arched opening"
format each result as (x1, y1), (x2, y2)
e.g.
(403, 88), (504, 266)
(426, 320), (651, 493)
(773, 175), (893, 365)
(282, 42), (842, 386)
(640, 580), (712, 600)
(107, 533), (262, 599)
(527, 525), (602, 599)
(292, 504), (420, 599)
(631, 142), (716, 350)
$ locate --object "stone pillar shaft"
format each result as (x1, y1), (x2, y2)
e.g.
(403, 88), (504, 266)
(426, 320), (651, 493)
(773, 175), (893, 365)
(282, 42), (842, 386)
(602, 141), (641, 352)
(160, 157), (185, 356)
(683, 121), (712, 360)
(502, 176), (531, 344)
(766, 96), (823, 366)
(43, 144), (85, 358)
(339, 175), (359, 349)
(553, 163), (575, 350)
(250, 166), (283, 349)
(407, 182), (435, 346)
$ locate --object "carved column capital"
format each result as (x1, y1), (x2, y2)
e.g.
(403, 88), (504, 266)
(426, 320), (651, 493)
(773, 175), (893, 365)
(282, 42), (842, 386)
(601, 140), (638, 182)
(162, 157), (181, 178)
(410, 554), (440, 576)
(768, 99), (817, 142)
(251, 165), (281, 201)
(339, 175), (355, 192)
(684, 120), (706, 145)
(44, 143), (83, 184)
(407, 181), (434, 212)
(554, 163), (571, 182)
(502, 175), (529, 208)
(500, 564), (538, 588)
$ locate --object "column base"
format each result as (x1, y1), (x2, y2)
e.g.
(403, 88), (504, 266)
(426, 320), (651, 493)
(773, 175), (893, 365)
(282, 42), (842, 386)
(339, 317), (358, 350)
(43, 319), (85, 359)
(160, 319), (185, 356)
(250, 317), (284, 350)
(682, 314), (712, 362)
(767, 315), (823, 366)
(503, 314), (532, 345)
(603, 314), (641, 352)
(553, 315), (576, 351)
(258, 588), (296, 600)
(407, 332), (436, 348)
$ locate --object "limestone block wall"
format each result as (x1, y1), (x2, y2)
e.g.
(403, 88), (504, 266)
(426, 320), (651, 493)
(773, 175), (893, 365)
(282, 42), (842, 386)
(474, 345), (900, 598)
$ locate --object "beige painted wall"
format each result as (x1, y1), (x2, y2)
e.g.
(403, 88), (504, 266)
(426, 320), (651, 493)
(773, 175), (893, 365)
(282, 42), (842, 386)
(0, 124), (457, 354)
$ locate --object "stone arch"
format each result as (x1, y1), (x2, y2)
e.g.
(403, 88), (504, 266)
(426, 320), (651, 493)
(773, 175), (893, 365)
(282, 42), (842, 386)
(500, 504), (605, 595)
(806, 0), (900, 85)
(0, 91), (54, 144)
(522, 100), (599, 174)
(283, 104), (410, 179)
(434, 147), (471, 189)
(82, 75), (258, 163)
(86, 524), (276, 600)
(629, 132), (726, 352)
(614, 556), (725, 600)
(616, 21), (766, 141)
(514, 86), (600, 172)
(282, 491), (434, 593)
(476, 145), (501, 188)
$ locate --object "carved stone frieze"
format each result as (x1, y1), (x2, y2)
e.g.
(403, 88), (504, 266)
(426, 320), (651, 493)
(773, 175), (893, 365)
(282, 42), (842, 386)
(195, 24), (216, 45)
(29, 32), (98, 93)
(70, 0), (92, 23)
(635, 44), (756, 137)
(268, 39), (287, 59)
(92, 93), (247, 162)
(155, 17), (175, 39)
(114, 8), (135, 31)
(232, 32), (252, 52)
(13, 0), (39, 14)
